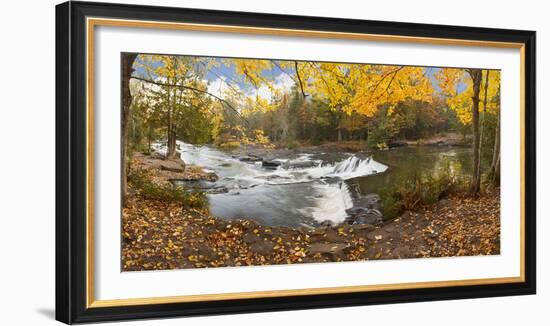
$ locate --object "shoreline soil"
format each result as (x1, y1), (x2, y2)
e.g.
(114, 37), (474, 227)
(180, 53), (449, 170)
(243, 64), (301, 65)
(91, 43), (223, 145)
(229, 132), (470, 162)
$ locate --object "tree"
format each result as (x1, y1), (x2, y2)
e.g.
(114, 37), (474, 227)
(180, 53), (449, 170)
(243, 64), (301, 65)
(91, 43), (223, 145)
(488, 84), (501, 185)
(133, 55), (247, 155)
(467, 68), (483, 194)
(437, 68), (501, 193)
(121, 53), (137, 205)
(129, 80), (161, 153)
(302, 63), (434, 142)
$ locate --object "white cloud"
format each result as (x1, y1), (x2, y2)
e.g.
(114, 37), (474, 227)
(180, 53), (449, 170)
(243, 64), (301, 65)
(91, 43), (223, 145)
(275, 73), (295, 92)
(248, 85), (271, 101)
(204, 73), (296, 107)
(130, 78), (161, 94)
(246, 73), (296, 102)
(206, 76), (232, 98)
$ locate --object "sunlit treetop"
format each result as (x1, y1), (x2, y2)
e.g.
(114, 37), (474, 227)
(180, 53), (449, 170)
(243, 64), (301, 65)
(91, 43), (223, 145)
(289, 63), (433, 117)
(436, 68), (501, 124)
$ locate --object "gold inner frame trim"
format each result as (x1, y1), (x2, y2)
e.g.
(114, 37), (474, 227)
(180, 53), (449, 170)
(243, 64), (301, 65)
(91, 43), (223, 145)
(86, 17), (526, 308)
(89, 277), (521, 308)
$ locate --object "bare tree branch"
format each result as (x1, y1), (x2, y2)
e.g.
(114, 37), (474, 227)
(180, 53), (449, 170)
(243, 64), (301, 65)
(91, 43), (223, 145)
(294, 61), (308, 98)
(272, 61), (297, 82)
(371, 66), (403, 93)
(199, 61), (242, 95)
(131, 75), (248, 125)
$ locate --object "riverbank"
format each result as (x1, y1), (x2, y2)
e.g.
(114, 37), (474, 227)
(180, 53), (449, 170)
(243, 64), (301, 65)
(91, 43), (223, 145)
(310, 132), (469, 151)
(227, 132), (469, 162)
(122, 186), (500, 271)
(401, 132), (469, 147)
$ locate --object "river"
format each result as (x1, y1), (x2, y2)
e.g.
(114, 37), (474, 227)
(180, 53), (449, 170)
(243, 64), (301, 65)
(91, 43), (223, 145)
(161, 141), (472, 228)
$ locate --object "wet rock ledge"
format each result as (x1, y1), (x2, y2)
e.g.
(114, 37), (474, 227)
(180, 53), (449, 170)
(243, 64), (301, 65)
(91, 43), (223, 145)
(132, 152), (218, 186)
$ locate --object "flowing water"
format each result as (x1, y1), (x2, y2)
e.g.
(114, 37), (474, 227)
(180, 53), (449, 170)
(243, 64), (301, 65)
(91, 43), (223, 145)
(157, 141), (472, 228)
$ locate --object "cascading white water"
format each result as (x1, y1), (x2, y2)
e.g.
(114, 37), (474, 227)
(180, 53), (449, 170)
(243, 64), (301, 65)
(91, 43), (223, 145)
(299, 182), (355, 224)
(329, 155), (388, 180)
(156, 141), (387, 226)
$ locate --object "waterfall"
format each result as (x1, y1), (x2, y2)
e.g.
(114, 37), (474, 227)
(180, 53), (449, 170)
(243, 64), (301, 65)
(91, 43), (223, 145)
(299, 182), (354, 224)
(328, 155), (388, 180)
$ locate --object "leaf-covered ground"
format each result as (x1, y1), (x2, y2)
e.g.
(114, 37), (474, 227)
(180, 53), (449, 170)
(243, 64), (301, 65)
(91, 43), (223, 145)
(122, 189), (500, 271)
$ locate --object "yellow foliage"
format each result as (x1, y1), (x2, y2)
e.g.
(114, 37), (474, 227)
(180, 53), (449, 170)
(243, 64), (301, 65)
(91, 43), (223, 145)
(301, 63), (434, 117)
(231, 59), (272, 87)
(136, 54), (499, 130)
(436, 68), (500, 125)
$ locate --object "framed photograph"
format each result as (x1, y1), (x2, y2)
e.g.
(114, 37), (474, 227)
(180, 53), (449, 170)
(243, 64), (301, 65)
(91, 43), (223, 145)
(56, 1), (536, 324)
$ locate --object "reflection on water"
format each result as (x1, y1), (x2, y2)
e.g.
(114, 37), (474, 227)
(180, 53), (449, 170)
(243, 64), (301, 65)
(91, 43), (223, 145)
(351, 146), (473, 195)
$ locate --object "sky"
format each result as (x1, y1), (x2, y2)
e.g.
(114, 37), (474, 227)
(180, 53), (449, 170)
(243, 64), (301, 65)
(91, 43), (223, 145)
(204, 60), (296, 101)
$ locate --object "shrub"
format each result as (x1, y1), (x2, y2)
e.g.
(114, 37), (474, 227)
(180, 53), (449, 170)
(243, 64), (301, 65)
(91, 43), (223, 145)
(253, 129), (271, 146)
(286, 141), (299, 150)
(379, 162), (469, 219)
(127, 169), (208, 209)
(379, 187), (402, 219)
(218, 141), (241, 150)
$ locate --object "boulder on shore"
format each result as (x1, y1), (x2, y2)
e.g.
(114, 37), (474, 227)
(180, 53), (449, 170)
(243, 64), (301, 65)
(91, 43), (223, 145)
(308, 242), (350, 260)
(159, 159), (186, 173)
(132, 152), (219, 185)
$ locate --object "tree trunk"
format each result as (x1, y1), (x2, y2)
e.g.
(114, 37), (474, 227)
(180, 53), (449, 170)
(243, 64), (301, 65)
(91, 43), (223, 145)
(167, 128), (177, 158)
(165, 87), (175, 158)
(468, 69), (483, 194)
(121, 53), (137, 206)
(489, 103), (501, 185)
(491, 151), (500, 185)
(165, 87), (180, 159)
(147, 125), (152, 154)
(166, 58), (179, 159)
(476, 70), (490, 186)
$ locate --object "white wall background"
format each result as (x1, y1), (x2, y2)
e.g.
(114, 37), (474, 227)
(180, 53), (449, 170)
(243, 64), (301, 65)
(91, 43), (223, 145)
(0, 0), (546, 325)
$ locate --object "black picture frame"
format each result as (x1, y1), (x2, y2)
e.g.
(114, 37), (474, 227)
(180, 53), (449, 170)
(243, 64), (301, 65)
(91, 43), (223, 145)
(56, 1), (536, 324)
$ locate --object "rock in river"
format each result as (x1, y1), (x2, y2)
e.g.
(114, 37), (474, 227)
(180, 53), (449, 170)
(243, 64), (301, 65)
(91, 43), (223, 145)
(354, 193), (383, 211)
(238, 154), (263, 162)
(345, 207), (384, 225)
(262, 160), (281, 169)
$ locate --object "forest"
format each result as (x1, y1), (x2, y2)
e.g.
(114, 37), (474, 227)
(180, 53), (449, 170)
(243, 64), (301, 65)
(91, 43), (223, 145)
(121, 53), (502, 271)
